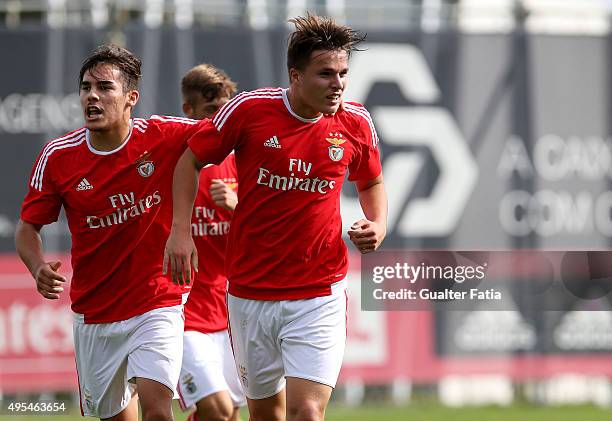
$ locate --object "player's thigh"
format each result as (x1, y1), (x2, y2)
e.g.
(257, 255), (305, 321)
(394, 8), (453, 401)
(127, 306), (184, 395)
(227, 294), (285, 400)
(280, 283), (347, 389)
(73, 315), (137, 419)
(178, 330), (227, 410)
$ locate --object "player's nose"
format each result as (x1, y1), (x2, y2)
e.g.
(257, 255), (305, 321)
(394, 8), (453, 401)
(87, 89), (100, 101)
(330, 74), (343, 89)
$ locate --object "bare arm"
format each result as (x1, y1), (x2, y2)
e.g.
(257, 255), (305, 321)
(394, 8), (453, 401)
(163, 148), (202, 285)
(15, 220), (66, 299)
(348, 174), (388, 254)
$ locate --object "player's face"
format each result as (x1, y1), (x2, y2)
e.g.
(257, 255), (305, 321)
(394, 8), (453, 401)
(184, 95), (229, 120)
(292, 49), (348, 116)
(79, 63), (138, 132)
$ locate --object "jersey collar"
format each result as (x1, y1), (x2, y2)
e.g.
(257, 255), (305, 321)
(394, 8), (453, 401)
(282, 89), (322, 124)
(86, 120), (134, 156)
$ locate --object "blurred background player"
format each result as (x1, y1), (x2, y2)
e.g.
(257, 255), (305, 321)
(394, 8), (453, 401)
(177, 64), (246, 421)
(15, 44), (207, 421)
(165, 14), (387, 421)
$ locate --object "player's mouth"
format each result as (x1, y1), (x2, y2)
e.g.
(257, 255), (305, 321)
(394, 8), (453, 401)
(326, 93), (341, 105)
(86, 105), (103, 120)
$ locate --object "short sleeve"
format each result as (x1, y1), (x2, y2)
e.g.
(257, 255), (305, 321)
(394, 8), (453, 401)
(187, 95), (247, 165)
(147, 115), (203, 149)
(21, 149), (62, 225)
(346, 104), (382, 181)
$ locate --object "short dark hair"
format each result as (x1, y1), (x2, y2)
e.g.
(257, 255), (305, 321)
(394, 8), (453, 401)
(79, 44), (142, 91)
(287, 14), (366, 71)
(181, 64), (237, 107)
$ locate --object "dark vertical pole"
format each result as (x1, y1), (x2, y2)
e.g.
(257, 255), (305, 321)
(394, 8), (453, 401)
(607, 14), (612, 249)
(511, 2), (544, 365)
(511, 1), (537, 251)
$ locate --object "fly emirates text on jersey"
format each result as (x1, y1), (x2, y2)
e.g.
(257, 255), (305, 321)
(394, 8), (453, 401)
(256, 158), (336, 194)
(191, 206), (230, 237)
(86, 191), (161, 229)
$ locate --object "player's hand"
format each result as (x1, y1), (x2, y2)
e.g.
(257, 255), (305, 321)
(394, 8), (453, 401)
(347, 219), (386, 254)
(33, 260), (66, 300)
(210, 179), (237, 211)
(163, 230), (198, 286)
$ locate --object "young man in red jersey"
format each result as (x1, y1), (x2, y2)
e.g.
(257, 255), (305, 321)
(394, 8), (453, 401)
(164, 15), (387, 421)
(176, 64), (246, 421)
(15, 44), (206, 421)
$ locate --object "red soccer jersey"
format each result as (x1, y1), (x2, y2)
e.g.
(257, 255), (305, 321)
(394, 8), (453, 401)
(188, 88), (382, 300)
(21, 116), (204, 323)
(184, 154), (237, 333)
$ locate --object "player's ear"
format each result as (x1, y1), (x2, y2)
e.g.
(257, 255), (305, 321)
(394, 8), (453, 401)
(182, 102), (192, 118)
(127, 90), (139, 107)
(289, 68), (301, 85)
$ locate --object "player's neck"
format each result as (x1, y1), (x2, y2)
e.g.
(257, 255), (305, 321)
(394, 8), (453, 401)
(88, 120), (132, 152)
(287, 88), (322, 120)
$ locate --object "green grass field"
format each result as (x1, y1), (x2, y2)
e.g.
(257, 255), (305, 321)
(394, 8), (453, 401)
(1, 403), (610, 421)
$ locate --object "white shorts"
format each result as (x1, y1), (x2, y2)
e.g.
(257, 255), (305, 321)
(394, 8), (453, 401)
(227, 279), (347, 400)
(177, 330), (246, 410)
(73, 305), (184, 418)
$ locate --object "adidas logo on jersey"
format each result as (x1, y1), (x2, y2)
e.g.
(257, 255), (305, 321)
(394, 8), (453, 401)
(263, 136), (281, 149)
(76, 178), (94, 191)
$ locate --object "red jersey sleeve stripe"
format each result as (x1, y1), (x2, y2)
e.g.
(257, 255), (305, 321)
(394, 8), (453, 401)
(31, 129), (85, 186)
(344, 104), (380, 147)
(133, 120), (149, 133)
(212, 88), (283, 128)
(213, 88), (283, 130)
(133, 118), (149, 127)
(31, 133), (86, 191)
(162, 115), (198, 123)
(212, 91), (250, 126)
(150, 115), (198, 125)
(215, 93), (283, 131)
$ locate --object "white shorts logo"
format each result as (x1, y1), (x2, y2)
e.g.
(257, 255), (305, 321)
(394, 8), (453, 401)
(181, 373), (197, 394)
(83, 387), (94, 412)
(238, 364), (248, 388)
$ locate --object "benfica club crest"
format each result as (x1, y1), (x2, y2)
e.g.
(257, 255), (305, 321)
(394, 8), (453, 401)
(239, 364), (248, 388)
(326, 132), (346, 162)
(182, 373), (197, 394)
(135, 151), (155, 177)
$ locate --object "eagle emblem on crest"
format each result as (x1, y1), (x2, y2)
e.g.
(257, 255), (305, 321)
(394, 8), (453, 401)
(326, 132), (346, 162)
